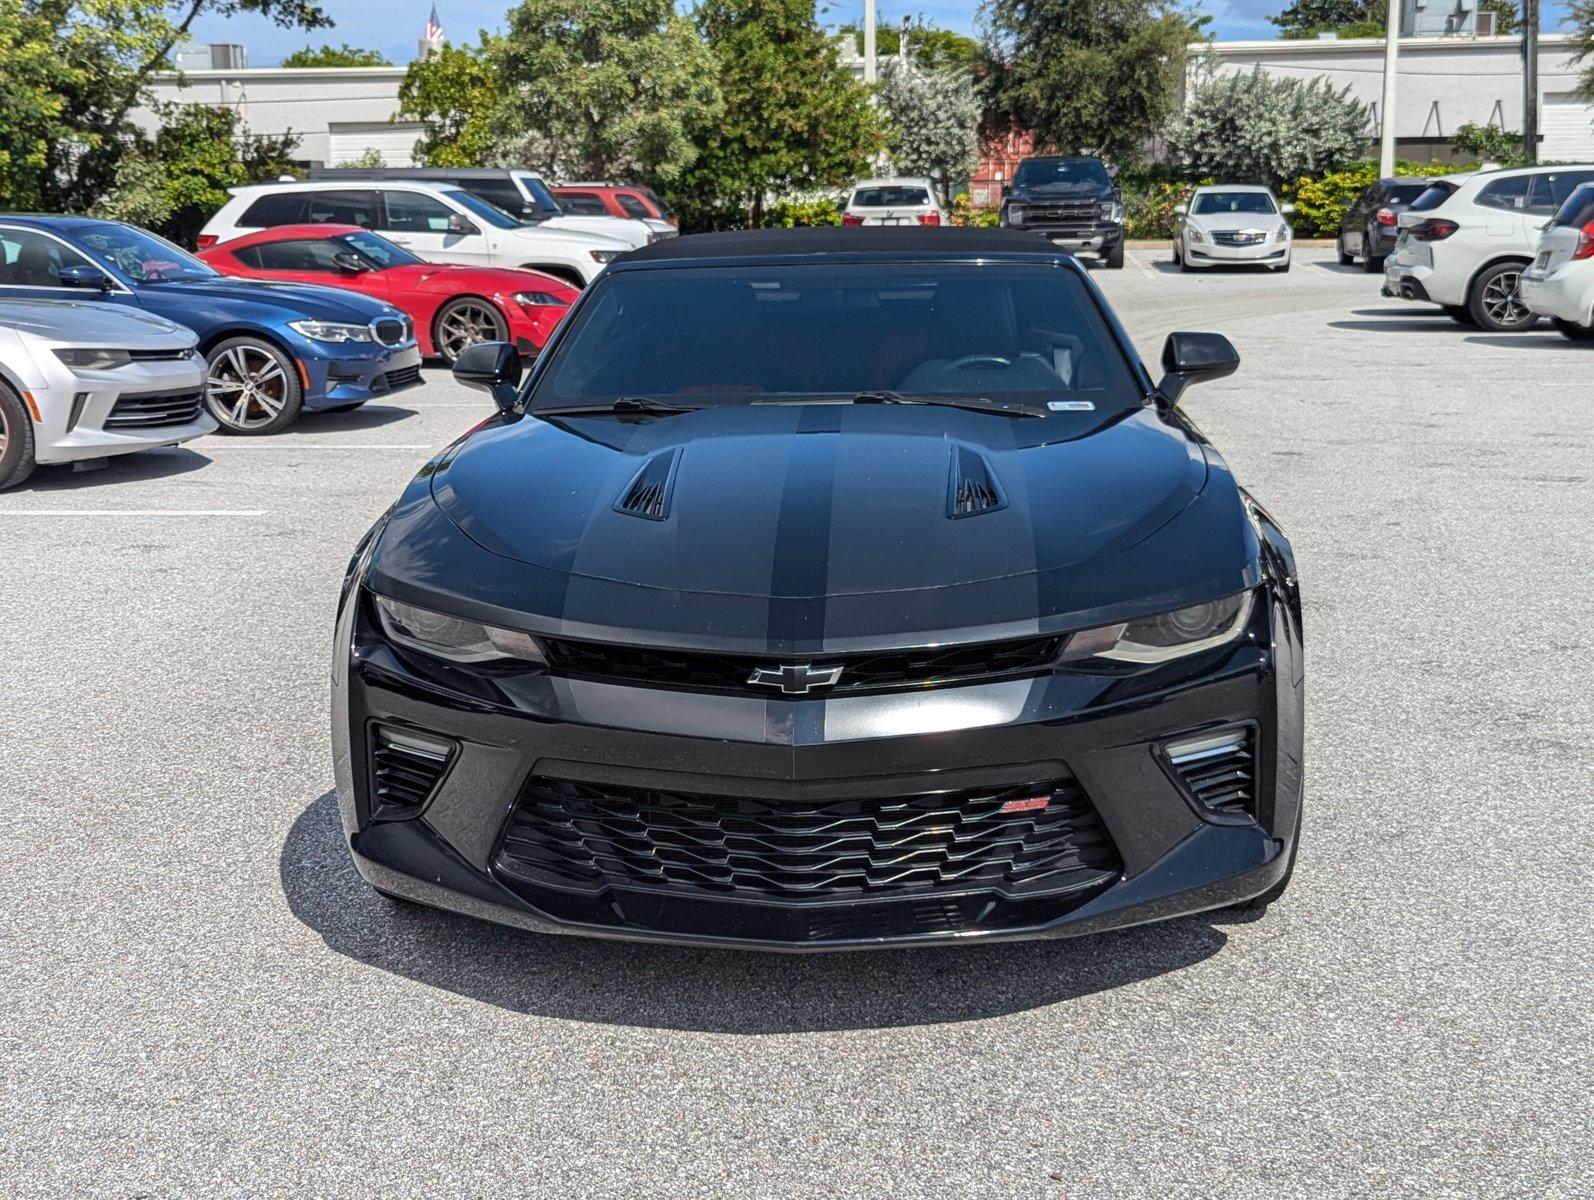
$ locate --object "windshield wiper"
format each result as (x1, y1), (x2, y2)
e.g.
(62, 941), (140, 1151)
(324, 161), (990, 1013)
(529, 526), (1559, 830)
(848, 391), (1046, 419)
(535, 397), (701, 418)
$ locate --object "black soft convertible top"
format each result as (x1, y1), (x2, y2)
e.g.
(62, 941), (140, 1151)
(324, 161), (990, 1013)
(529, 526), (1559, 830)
(618, 226), (1065, 264)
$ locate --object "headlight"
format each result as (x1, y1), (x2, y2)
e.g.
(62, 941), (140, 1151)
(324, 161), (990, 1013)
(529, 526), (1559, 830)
(288, 319), (375, 344)
(1005, 204), (1026, 227)
(1061, 592), (1254, 664)
(53, 348), (131, 370)
(589, 249), (620, 263)
(1100, 201), (1124, 223)
(373, 594), (547, 665)
(513, 290), (568, 307)
(1185, 225), (1205, 244)
(1275, 223), (1290, 243)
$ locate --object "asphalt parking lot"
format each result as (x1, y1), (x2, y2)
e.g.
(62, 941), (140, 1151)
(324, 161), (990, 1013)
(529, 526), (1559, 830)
(2, 246), (1589, 1197)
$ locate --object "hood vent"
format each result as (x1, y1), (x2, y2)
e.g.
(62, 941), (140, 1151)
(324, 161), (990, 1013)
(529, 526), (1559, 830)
(947, 444), (1007, 519)
(614, 448), (681, 521)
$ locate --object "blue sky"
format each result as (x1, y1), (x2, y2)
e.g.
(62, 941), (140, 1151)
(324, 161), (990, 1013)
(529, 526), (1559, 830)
(189, 0), (1573, 68)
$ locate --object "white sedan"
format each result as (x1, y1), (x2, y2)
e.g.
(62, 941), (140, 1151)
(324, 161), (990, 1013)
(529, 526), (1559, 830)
(0, 300), (214, 490)
(1174, 185), (1294, 272)
(1520, 181), (1594, 341)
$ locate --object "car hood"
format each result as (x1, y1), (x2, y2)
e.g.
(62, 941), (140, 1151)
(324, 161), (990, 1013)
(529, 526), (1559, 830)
(385, 263), (579, 298)
(543, 214), (651, 248)
(136, 276), (395, 320)
(361, 401), (1267, 653)
(501, 223), (633, 251)
(1188, 212), (1284, 233)
(0, 299), (192, 346)
(1013, 182), (1111, 200)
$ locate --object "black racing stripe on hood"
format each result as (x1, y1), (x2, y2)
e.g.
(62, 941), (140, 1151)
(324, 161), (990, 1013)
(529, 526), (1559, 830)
(766, 405), (843, 648)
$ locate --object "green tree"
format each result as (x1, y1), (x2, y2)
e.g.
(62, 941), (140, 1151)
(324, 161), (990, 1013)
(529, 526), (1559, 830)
(1574, 0), (1594, 104)
(684, 0), (883, 227)
(398, 36), (506, 166)
(879, 63), (980, 197)
(1165, 64), (1368, 191)
(1451, 121), (1529, 165)
(280, 42), (391, 67)
(1270, 0), (1519, 38)
(0, 0), (328, 215)
(98, 104), (300, 245)
(981, 0), (1191, 165)
(497, 0), (722, 184)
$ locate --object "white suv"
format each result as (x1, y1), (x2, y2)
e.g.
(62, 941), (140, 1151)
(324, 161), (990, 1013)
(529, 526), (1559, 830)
(200, 182), (632, 287)
(842, 178), (947, 227)
(1383, 164), (1594, 331)
(1520, 182), (1594, 340)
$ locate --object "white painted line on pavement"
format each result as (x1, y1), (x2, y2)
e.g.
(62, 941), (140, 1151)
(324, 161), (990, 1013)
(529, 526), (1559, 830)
(1126, 248), (1159, 281)
(195, 443), (436, 451)
(0, 509), (268, 517)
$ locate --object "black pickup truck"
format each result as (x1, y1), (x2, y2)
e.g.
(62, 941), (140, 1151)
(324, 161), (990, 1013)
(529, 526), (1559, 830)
(998, 155), (1125, 268)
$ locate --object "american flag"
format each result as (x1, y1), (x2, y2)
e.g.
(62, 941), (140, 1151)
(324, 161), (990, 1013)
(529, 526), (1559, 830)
(425, 4), (444, 43)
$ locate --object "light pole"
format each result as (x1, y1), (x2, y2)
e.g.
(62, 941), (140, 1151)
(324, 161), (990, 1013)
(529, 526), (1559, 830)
(1378, 0), (1401, 177)
(1523, 0), (1540, 161)
(863, 0), (877, 85)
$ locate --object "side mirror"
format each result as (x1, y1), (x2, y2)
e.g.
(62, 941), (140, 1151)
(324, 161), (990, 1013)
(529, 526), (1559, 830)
(452, 341), (522, 415)
(1157, 332), (1239, 405)
(332, 251), (368, 273)
(446, 213), (478, 236)
(1173, 203), (1188, 216)
(1001, 183), (1012, 199)
(1281, 202), (1296, 215)
(59, 264), (111, 291)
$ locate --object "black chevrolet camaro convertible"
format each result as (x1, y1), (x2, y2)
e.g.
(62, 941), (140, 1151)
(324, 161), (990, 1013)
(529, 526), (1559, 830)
(332, 228), (1305, 950)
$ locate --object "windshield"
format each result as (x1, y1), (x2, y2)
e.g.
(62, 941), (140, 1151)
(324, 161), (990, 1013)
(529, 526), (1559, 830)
(1012, 158), (1111, 190)
(77, 223), (217, 282)
(518, 174), (563, 215)
(1192, 191), (1276, 215)
(530, 264), (1143, 416)
(339, 231), (423, 268)
(1408, 182), (1457, 212)
(440, 188), (521, 229)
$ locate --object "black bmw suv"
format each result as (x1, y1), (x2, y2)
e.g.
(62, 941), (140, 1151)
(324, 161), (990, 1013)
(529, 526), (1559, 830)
(333, 228), (1304, 950)
(999, 156), (1126, 268)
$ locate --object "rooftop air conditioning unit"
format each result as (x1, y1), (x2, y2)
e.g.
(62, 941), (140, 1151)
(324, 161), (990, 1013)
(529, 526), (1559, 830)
(209, 43), (247, 70)
(1475, 10), (1495, 34)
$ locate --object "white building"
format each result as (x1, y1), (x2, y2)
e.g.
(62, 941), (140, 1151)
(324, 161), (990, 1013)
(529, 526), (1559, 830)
(1198, 33), (1592, 162)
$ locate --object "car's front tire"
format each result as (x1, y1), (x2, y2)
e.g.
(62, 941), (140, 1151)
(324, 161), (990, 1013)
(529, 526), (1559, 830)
(1103, 239), (1124, 269)
(434, 297), (509, 365)
(0, 379), (38, 491)
(1361, 231), (1384, 273)
(204, 336), (303, 435)
(1467, 261), (1538, 333)
(1336, 235), (1353, 266)
(1552, 317), (1594, 342)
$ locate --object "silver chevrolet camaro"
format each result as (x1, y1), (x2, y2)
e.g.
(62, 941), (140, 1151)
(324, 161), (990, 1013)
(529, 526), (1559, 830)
(1173, 185), (1295, 273)
(0, 300), (214, 489)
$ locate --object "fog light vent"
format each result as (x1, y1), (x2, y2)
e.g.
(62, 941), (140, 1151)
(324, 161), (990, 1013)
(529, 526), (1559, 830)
(369, 725), (456, 818)
(1166, 727), (1256, 819)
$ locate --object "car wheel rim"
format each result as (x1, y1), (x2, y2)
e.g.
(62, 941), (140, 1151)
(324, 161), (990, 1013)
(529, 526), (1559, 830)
(207, 345), (288, 429)
(1482, 271), (1529, 326)
(439, 303), (501, 363)
(0, 405), (8, 458)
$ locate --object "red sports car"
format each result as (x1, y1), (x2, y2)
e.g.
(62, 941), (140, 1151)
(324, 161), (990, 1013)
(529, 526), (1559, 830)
(198, 225), (578, 364)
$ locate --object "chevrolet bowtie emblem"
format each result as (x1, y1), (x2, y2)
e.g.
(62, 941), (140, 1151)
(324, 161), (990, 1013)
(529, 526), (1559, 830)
(748, 662), (845, 695)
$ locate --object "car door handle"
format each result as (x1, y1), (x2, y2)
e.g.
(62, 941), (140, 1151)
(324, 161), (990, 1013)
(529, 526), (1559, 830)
(387, 236), (413, 245)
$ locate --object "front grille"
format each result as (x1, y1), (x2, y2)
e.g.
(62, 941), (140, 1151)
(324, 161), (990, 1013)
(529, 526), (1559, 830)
(368, 725), (456, 818)
(104, 389), (205, 430)
(373, 317), (409, 347)
(494, 776), (1121, 902)
(1167, 727), (1256, 819)
(1212, 231), (1267, 246)
(539, 633), (1064, 695)
(128, 347), (197, 362)
(1023, 199), (1100, 235)
(377, 363), (422, 392)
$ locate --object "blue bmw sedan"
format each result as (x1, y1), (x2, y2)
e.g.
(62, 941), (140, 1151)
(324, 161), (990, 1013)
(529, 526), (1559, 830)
(0, 216), (422, 433)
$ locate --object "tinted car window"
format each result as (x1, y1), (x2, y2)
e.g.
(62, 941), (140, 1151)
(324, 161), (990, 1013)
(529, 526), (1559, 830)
(464, 178), (531, 215)
(439, 188), (520, 229)
(532, 264), (1141, 414)
(1551, 183), (1594, 228)
(382, 190), (458, 232)
(1528, 170), (1594, 215)
(616, 194), (652, 219)
(0, 228), (94, 286)
(1191, 191), (1276, 215)
(240, 192), (309, 228)
(249, 239), (346, 272)
(852, 187), (932, 207)
(1408, 182), (1458, 212)
(75, 223), (217, 282)
(1012, 158), (1111, 190)
(1384, 182), (1427, 204)
(556, 192), (609, 215)
(306, 190), (380, 227)
(515, 175), (563, 215)
(1477, 175), (1531, 212)
(341, 231), (423, 267)
(636, 188), (671, 218)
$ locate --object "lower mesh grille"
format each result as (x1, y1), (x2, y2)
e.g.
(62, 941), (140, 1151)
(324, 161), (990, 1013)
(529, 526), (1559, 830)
(105, 390), (205, 429)
(1167, 727), (1257, 819)
(494, 776), (1121, 901)
(368, 725), (455, 816)
(378, 363), (422, 392)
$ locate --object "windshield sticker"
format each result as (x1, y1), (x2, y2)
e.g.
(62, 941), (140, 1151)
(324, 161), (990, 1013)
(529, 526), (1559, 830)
(1047, 400), (1096, 411)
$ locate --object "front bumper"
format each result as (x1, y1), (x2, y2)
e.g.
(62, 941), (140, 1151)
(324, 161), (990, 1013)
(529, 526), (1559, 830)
(1185, 239), (1290, 266)
(1520, 267), (1593, 325)
(1006, 221), (1123, 258)
(333, 583), (1305, 951)
(30, 353), (216, 466)
(299, 341), (423, 410)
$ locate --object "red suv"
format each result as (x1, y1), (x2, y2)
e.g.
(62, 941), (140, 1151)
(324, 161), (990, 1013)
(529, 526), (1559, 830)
(552, 183), (677, 231)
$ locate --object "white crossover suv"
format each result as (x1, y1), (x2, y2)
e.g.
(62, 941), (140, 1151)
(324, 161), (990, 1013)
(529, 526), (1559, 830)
(842, 178), (948, 227)
(200, 182), (633, 288)
(1520, 182), (1594, 341)
(1383, 164), (1594, 331)
(0, 300), (213, 490)
(1173, 185), (1294, 271)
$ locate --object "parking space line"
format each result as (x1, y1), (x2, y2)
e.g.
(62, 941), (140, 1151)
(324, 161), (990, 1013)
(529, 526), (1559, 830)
(1126, 249), (1159, 281)
(0, 509), (267, 517)
(195, 443), (436, 451)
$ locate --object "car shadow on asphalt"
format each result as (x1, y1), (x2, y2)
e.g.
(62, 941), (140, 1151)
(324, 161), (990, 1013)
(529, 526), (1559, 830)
(300, 404), (418, 433)
(1464, 333), (1588, 350)
(13, 446), (212, 491)
(280, 790), (1233, 1032)
(1325, 318), (1464, 334)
